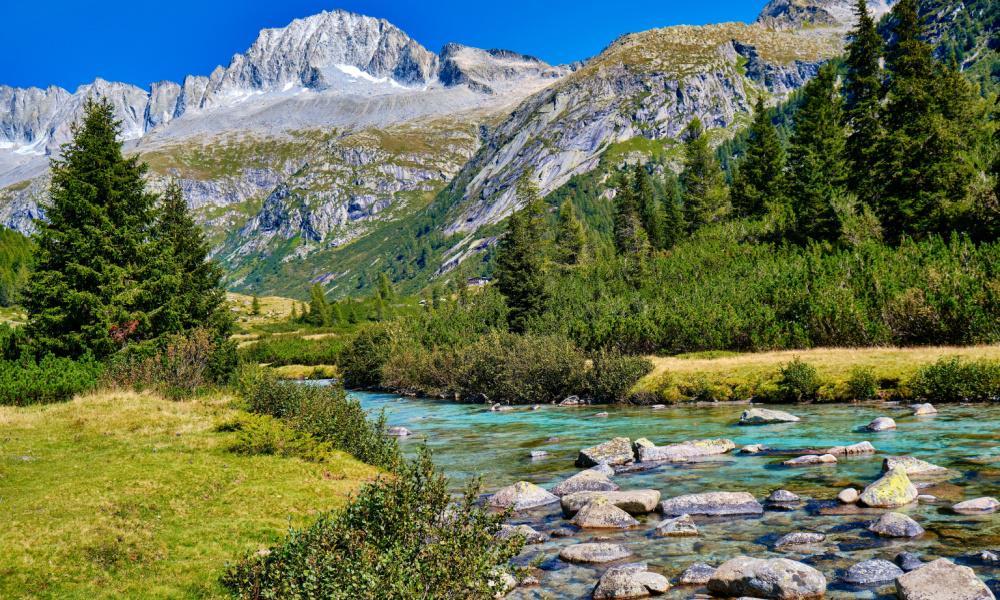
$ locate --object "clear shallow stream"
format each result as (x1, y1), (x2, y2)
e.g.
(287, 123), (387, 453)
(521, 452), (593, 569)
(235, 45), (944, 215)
(352, 391), (1000, 599)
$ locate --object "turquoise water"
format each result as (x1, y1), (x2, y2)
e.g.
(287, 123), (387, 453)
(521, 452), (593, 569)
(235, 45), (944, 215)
(353, 391), (1000, 599)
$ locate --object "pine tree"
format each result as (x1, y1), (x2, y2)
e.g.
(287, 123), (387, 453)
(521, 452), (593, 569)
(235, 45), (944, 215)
(553, 199), (587, 266)
(680, 118), (729, 232)
(731, 98), (786, 217)
(377, 272), (395, 302)
(307, 283), (330, 326)
(251, 295), (261, 316)
(842, 0), (884, 205)
(633, 164), (666, 249)
(613, 172), (650, 257)
(24, 98), (172, 358)
(786, 64), (848, 242)
(660, 174), (685, 249)
(494, 172), (547, 333)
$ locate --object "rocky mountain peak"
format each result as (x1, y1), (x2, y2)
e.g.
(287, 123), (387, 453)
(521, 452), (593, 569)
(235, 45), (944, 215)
(756, 0), (895, 30)
(438, 44), (567, 94)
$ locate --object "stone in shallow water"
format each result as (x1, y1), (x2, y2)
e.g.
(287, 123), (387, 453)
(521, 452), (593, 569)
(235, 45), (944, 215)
(707, 556), (827, 599)
(658, 492), (763, 517)
(895, 552), (924, 572)
(386, 426), (411, 436)
(653, 514), (698, 537)
(558, 542), (632, 564)
(838, 488), (860, 504)
(570, 496), (640, 529)
(868, 512), (925, 538)
(867, 416), (897, 431)
(529, 450), (548, 459)
(550, 468), (619, 496)
(740, 443), (768, 454)
(912, 403), (937, 416)
(841, 558), (903, 585)
(774, 531), (826, 549)
(952, 497), (999, 515)
(678, 562), (716, 585)
(783, 454), (837, 466)
(593, 563), (670, 599)
(859, 466), (918, 508)
(766, 489), (801, 503)
(894, 558), (995, 600)
(488, 481), (559, 511)
(637, 438), (735, 462)
(883, 455), (950, 477)
(498, 524), (548, 544)
(825, 440), (877, 455)
(739, 408), (801, 425)
(561, 489), (660, 516)
(577, 437), (634, 467)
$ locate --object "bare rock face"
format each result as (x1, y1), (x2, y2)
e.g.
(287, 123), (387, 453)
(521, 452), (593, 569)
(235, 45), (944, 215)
(561, 490), (660, 516)
(570, 496), (640, 529)
(859, 466), (918, 508)
(550, 467), (620, 496)
(637, 438), (735, 462)
(577, 437), (635, 468)
(739, 408), (800, 425)
(658, 492), (764, 517)
(487, 481), (559, 511)
(558, 542), (632, 564)
(895, 558), (995, 600)
(868, 512), (925, 538)
(707, 556), (827, 599)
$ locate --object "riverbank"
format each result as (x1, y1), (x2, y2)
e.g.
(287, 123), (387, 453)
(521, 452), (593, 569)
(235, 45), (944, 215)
(0, 391), (376, 599)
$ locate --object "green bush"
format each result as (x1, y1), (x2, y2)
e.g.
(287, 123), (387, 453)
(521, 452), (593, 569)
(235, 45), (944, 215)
(238, 335), (342, 367)
(846, 366), (879, 400)
(103, 328), (229, 399)
(0, 355), (103, 406)
(0, 323), (25, 361)
(909, 357), (1000, 402)
(588, 349), (653, 403)
(773, 358), (822, 402)
(225, 413), (334, 463)
(221, 448), (523, 600)
(337, 322), (404, 389)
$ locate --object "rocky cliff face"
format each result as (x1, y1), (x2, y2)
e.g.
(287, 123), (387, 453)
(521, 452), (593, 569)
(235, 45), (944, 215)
(756, 0), (895, 30)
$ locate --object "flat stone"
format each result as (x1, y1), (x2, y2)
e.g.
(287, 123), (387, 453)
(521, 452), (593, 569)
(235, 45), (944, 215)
(739, 408), (801, 425)
(859, 466), (918, 508)
(895, 552), (924, 572)
(498, 524), (548, 544)
(917, 494), (938, 503)
(868, 512), (925, 538)
(593, 563), (671, 599)
(783, 454), (837, 466)
(867, 416), (897, 431)
(838, 488), (860, 504)
(912, 403), (938, 416)
(558, 542), (632, 564)
(659, 492), (763, 517)
(490, 403), (514, 412)
(707, 556), (827, 599)
(561, 489), (660, 516)
(550, 468), (620, 496)
(774, 532), (826, 549)
(841, 558), (903, 585)
(952, 497), (1000, 515)
(570, 496), (640, 529)
(895, 558), (995, 599)
(593, 412), (610, 418)
(577, 437), (634, 467)
(825, 441), (877, 456)
(488, 481), (560, 511)
(678, 562), (716, 585)
(883, 456), (951, 478)
(653, 514), (699, 537)
(638, 438), (735, 462)
(550, 526), (575, 538)
(386, 426), (412, 436)
(740, 444), (769, 454)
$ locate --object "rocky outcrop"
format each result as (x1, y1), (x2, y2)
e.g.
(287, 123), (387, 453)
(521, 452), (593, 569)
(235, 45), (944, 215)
(558, 542), (632, 564)
(707, 556), (827, 599)
(859, 466), (918, 508)
(551, 468), (620, 496)
(658, 492), (764, 517)
(895, 558), (995, 600)
(487, 481), (559, 511)
(739, 408), (800, 425)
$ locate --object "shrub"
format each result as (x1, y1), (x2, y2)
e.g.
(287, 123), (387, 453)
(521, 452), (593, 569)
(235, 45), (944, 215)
(0, 323), (25, 361)
(238, 335), (342, 367)
(773, 358), (822, 402)
(588, 349), (653, 403)
(225, 413), (334, 463)
(221, 448), (523, 600)
(0, 355), (103, 406)
(103, 328), (224, 399)
(337, 322), (404, 389)
(846, 366), (878, 400)
(909, 357), (1000, 402)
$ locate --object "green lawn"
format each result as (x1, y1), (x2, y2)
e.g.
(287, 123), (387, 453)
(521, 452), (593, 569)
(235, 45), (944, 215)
(0, 391), (377, 599)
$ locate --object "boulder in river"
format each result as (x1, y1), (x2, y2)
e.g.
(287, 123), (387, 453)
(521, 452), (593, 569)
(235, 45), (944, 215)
(658, 491), (764, 517)
(894, 558), (995, 600)
(653, 514), (699, 537)
(740, 443), (769, 454)
(386, 426), (412, 436)
(558, 542), (632, 564)
(577, 437), (634, 467)
(783, 454), (837, 466)
(841, 558), (903, 585)
(952, 497), (1000, 515)
(866, 416), (897, 432)
(497, 524), (548, 544)
(550, 467), (620, 496)
(825, 441), (876, 456)
(774, 531), (826, 549)
(739, 408), (801, 425)
(912, 403), (937, 416)
(859, 466), (918, 508)
(678, 562), (716, 585)
(570, 496), (640, 529)
(593, 563), (670, 599)
(558, 395), (585, 406)
(561, 489), (660, 516)
(637, 438), (735, 462)
(488, 481), (559, 511)
(837, 488), (860, 504)
(707, 556), (827, 599)
(490, 403), (514, 412)
(882, 455), (951, 478)
(868, 512), (925, 538)
(767, 490), (801, 503)
(895, 552), (924, 572)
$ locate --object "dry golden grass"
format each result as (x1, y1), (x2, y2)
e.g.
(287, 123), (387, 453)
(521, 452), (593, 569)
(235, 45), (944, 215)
(227, 292), (301, 328)
(271, 364), (339, 380)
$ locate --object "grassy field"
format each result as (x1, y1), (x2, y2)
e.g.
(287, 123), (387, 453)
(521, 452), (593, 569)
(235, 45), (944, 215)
(637, 344), (1000, 402)
(0, 391), (377, 599)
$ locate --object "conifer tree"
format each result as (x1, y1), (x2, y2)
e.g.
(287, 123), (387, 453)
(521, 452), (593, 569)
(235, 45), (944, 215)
(632, 164), (666, 249)
(553, 199), (587, 266)
(494, 173), (547, 333)
(290, 303), (298, 322)
(730, 98), (786, 217)
(842, 0), (884, 205)
(612, 172), (650, 257)
(251, 295), (261, 316)
(786, 64), (849, 242)
(377, 272), (395, 302)
(307, 283), (330, 326)
(661, 174), (685, 249)
(680, 118), (729, 232)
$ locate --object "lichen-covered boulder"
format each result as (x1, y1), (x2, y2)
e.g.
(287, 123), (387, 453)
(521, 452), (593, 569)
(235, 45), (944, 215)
(859, 466), (918, 508)
(825, 441), (876, 456)
(497, 524), (547, 544)
(659, 491), (763, 517)
(739, 408), (801, 425)
(593, 563), (670, 599)
(653, 513), (699, 537)
(867, 416), (897, 431)
(570, 496), (640, 529)
(577, 437), (634, 467)
(707, 556), (827, 599)
(558, 542), (632, 564)
(550, 468), (620, 496)
(882, 456), (950, 478)
(783, 454), (837, 466)
(561, 489), (660, 515)
(952, 497), (999, 515)
(637, 438), (735, 462)
(488, 481), (559, 511)
(895, 558), (995, 600)
(868, 512), (925, 538)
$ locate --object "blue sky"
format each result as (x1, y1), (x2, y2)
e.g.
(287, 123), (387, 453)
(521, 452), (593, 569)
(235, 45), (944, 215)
(3, 1), (761, 90)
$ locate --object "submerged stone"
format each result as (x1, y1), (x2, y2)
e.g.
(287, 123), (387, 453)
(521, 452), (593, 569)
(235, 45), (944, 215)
(637, 438), (735, 462)
(841, 558), (903, 585)
(952, 497), (999, 515)
(895, 552), (924, 572)
(739, 408), (800, 425)
(774, 531), (826, 549)
(868, 512), (925, 538)
(653, 513), (698, 537)
(658, 491), (763, 517)
(783, 454), (837, 466)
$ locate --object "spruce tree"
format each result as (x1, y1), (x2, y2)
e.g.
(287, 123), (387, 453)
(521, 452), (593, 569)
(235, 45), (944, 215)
(251, 295), (261, 316)
(680, 118), (729, 232)
(842, 0), (884, 206)
(786, 64), (849, 242)
(553, 199), (587, 266)
(377, 272), (395, 302)
(24, 98), (168, 358)
(660, 174), (685, 249)
(494, 173), (547, 333)
(612, 172), (650, 257)
(307, 283), (330, 326)
(731, 98), (786, 217)
(633, 163), (666, 249)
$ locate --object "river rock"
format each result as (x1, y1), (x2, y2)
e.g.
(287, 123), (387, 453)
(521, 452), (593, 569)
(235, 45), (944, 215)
(895, 558), (995, 600)
(498, 524), (548, 544)
(659, 492), (764, 517)
(558, 542), (632, 564)
(883, 456), (950, 478)
(774, 532), (825, 549)
(561, 490), (661, 516)
(559, 395), (585, 406)
(707, 556), (827, 599)
(529, 450), (548, 459)
(387, 426), (412, 436)
(912, 403), (938, 416)
(739, 408), (801, 425)
(490, 403), (514, 412)
(841, 558), (903, 585)
(980, 550), (999, 564)
(577, 437), (634, 467)
(678, 562), (716, 585)
(633, 438), (656, 451)
(488, 481), (559, 511)
(593, 563), (671, 599)
(767, 490), (801, 503)
(838, 488), (860, 504)
(653, 514), (699, 537)
(593, 412), (610, 418)
(783, 454), (837, 466)
(859, 466), (918, 508)
(868, 512), (925, 538)
(895, 552), (924, 572)
(826, 441), (877, 456)
(867, 416), (897, 431)
(952, 497), (999, 514)
(638, 438), (735, 462)
(740, 444), (769, 454)
(570, 496), (640, 529)
(551, 468), (620, 496)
